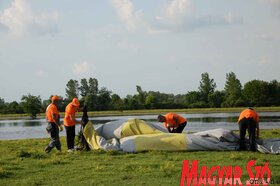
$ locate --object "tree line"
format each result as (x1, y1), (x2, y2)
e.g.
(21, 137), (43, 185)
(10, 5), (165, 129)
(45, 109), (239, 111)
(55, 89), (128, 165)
(0, 72), (280, 117)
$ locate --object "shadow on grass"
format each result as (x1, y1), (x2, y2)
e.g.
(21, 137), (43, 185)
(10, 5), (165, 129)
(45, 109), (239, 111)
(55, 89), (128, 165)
(0, 168), (13, 179)
(17, 150), (47, 159)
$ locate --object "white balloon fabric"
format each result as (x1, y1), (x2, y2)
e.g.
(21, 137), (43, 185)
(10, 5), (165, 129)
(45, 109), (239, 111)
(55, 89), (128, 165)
(83, 119), (280, 154)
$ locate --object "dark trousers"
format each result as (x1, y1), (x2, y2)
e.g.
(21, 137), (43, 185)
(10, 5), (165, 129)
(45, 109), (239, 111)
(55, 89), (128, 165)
(239, 118), (256, 151)
(65, 125), (76, 150)
(170, 122), (187, 133)
(46, 122), (61, 150)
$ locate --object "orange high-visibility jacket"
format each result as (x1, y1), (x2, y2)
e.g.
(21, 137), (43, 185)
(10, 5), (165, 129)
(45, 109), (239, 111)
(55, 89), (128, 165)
(46, 103), (59, 123)
(164, 113), (187, 128)
(238, 109), (259, 123)
(64, 103), (79, 126)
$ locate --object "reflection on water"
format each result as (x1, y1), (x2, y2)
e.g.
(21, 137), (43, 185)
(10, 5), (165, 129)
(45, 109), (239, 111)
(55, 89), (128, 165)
(0, 112), (280, 140)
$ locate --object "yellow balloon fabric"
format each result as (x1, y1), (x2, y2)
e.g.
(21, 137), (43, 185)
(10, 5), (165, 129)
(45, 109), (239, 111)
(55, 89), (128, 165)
(83, 121), (101, 150)
(134, 133), (187, 151)
(121, 119), (163, 138)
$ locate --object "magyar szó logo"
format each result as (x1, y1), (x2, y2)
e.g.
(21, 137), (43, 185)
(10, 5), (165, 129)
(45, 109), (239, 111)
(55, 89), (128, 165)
(180, 160), (271, 186)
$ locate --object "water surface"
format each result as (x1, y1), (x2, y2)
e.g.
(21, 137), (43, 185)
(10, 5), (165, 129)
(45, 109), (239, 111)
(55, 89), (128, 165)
(0, 112), (279, 140)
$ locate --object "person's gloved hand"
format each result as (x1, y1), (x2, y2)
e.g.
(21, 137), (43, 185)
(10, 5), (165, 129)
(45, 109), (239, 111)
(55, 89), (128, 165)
(59, 124), (63, 132)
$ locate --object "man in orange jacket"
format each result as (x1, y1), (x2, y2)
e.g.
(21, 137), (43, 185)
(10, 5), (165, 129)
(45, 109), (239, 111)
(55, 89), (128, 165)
(238, 108), (259, 151)
(157, 113), (187, 133)
(64, 98), (82, 152)
(45, 95), (62, 153)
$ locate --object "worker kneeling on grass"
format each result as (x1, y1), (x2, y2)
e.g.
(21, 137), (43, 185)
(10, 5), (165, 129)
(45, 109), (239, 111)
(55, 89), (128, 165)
(157, 113), (187, 133)
(237, 108), (260, 152)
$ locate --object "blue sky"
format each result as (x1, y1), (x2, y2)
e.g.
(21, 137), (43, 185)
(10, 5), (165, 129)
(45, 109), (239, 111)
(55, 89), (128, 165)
(0, 0), (279, 102)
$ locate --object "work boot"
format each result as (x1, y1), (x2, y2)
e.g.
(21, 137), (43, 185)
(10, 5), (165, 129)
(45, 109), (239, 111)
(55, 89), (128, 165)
(67, 149), (75, 153)
(44, 146), (52, 153)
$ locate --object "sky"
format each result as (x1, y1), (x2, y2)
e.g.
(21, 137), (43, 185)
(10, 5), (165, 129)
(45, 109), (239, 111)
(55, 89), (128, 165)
(0, 0), (279, 102)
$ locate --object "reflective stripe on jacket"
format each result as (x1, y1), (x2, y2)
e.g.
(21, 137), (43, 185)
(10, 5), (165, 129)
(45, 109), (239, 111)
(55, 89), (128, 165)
(46, 103), (59, 123)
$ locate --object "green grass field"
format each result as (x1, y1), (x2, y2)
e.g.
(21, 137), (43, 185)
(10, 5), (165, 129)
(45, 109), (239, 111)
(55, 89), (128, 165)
(0, 129), (279, 186)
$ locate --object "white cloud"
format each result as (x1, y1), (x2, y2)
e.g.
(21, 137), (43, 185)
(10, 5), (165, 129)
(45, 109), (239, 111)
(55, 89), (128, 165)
(186, 14), (241, 29)
(150, 12), (242, 33)
(117, 39), (139, 52)
(150, 1), (242, 33)
(0, 0), (58, 37)
(73, 61), (92, 76)
(111, 0), (241, 34)
(224, 13), (242, 24)
(111, 0), (144, 31)
(164, 0), (191, 24)
(259, 56), (270, 65)
(35, 69), (48, 77)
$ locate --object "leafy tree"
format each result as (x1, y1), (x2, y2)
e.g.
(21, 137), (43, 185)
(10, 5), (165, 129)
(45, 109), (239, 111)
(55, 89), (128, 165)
(145, 92), (159, 109)
(0, 98), (7, 114)
(144, 91), (177, 109)
(185, 91), (200, 108)
(267, 80), (280, 106)
(174, 94), (187, 108)
(158, 93), (175, 109)
(123, 95), (140, 110)
(243, 80), (269, 106)
(84, 93), (97, 111)
(42, 95), (65, 112)
(111, 94), (124, 111)
(79, 78), (89, 97)
(77, 78), (99, 111)
(65, 79), (79, 100)
(96, 87), (111, 110)
(136, 85), (146, 108)
(198, 72), (216, 105)
(89, 78), (98, 95)
(208, 91), (225, 108)
(223, 72), (242, 107)
(6, 101), (24, 114)
(21, 94), (42, 118)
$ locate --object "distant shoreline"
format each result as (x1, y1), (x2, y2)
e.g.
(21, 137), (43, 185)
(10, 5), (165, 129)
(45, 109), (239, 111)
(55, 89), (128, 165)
(0, 107), (280, 120)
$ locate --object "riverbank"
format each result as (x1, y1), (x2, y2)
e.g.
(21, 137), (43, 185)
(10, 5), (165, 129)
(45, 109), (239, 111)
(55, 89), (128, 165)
(0, 129), (279, 185)
(1, 106), (280, 120)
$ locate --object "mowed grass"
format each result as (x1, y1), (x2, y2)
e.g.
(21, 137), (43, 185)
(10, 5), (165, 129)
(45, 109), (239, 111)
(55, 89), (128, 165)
(0, 129), (280, 186)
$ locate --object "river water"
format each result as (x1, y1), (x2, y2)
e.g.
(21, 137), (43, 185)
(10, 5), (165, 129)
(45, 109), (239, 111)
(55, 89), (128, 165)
(0, 112), (280, 140)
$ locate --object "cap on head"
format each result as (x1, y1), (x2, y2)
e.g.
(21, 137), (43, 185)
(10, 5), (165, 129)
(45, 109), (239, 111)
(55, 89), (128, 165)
(51, 95), (60, 101)
(72, 98), (80, 107)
